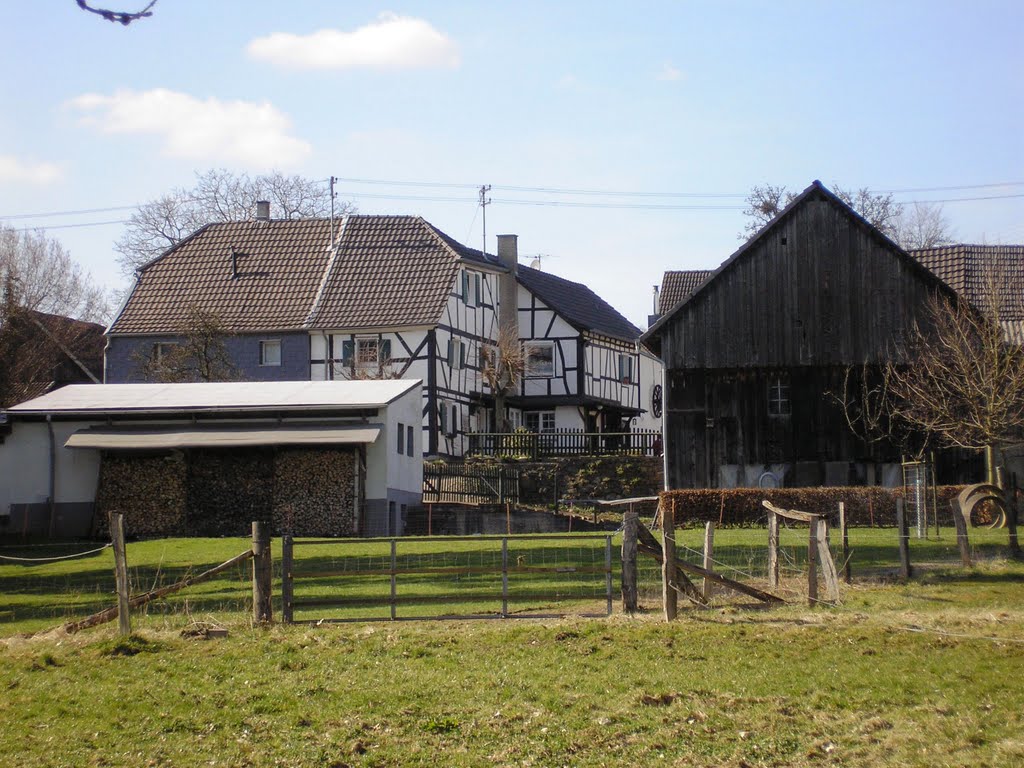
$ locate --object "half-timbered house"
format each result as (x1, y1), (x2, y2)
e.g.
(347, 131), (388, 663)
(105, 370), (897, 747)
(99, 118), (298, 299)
(643, 180), (960, 489)
(105, 209), (656, 457)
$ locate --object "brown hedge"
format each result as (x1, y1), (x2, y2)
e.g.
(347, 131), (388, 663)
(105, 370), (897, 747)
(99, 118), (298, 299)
(659, 486), (968, 528)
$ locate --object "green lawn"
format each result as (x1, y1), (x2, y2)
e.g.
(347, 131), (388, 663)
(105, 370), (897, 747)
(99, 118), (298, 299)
(1, 530), (1022, 766)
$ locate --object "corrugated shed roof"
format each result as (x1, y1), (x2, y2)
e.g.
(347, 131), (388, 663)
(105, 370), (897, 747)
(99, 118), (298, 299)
(659, 270), (713, 314)
(516, 265), (642, 342)
(7, 380), (421, 414)
(110, 219), (336, 334)
(911, 244), (1024, 320)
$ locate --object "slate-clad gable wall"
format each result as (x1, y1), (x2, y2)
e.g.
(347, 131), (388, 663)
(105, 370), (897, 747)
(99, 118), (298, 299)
(105, 333), (310, 383)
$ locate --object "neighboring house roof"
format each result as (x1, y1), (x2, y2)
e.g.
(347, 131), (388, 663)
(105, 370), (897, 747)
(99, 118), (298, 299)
(516, 264), (643, 343)
(109, 215), (502, 336)
(643, 180), (953, 344)
(6, 380), (422, 416)
(911, 244), (1024, 318)
(2, 310), (104, 406)
(658, 270), (713, 315)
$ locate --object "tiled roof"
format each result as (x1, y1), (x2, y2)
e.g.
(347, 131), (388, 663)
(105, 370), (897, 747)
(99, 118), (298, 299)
(111, 219), (336, 334)
(910, 244), (1024, 320)
(109, 216), (502, 335)
(659, 270), (713, 314)
(307, 216), (498, 329)
(516, 265), (642, 342)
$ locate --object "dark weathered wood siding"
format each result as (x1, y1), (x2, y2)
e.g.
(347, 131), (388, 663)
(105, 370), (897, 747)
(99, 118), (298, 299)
(655, 185), (957, 489)
(659, 193), (945, 371)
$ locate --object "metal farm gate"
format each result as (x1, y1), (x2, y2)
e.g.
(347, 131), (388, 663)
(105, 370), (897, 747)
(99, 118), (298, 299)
(280, 534), (613, 622)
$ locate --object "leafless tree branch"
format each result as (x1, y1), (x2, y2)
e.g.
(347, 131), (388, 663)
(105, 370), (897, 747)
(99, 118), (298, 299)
(76, 0), (157, 25)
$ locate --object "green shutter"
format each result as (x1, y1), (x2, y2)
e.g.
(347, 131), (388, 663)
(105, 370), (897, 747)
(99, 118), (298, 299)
(341, 340), (354, 365)
(380, 338), (391, 361)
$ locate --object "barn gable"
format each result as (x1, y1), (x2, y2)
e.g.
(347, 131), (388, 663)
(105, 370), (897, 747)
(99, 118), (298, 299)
(644, 181), (954, 369)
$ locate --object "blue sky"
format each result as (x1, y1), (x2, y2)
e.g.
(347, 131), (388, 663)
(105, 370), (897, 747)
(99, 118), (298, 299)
(1, 1), (1022, 328)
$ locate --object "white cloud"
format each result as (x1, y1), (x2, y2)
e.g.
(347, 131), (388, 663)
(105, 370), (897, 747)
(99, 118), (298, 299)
(68, 89), (310, 170)
(247, 12), (460, 71)
(657, 62), (685, 82)
(0, 154), (61, 185)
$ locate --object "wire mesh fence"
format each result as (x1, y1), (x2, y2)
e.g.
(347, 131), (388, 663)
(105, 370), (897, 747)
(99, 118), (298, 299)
(632, 524), (1015, 607)
(283, 534), (613, 622)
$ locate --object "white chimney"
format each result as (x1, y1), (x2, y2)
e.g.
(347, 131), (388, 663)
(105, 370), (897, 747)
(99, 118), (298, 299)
(255, 200), (270, 221)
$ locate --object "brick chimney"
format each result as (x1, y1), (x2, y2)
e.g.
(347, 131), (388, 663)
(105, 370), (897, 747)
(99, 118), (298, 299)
(497, 234), (518, 332)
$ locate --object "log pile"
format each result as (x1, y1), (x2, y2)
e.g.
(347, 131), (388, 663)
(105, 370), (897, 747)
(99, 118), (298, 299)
(93, 446), (360, 537)
(273, 448), (357, 536)
(94, 452), (188, 537)
(187, 448), (274, 536)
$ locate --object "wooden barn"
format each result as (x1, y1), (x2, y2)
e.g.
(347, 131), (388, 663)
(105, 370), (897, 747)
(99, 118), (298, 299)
(643, 180), (966, 489)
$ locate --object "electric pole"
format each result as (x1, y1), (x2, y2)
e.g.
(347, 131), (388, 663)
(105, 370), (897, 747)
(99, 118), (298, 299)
(479, 184), (491, 255)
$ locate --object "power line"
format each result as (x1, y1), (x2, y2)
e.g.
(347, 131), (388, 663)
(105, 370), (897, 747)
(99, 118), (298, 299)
(15, 219), (128, 231)
(0, 204), (140, 220)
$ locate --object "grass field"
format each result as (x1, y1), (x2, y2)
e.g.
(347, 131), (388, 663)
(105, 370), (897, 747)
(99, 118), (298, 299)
(1, 530), (1023, 766)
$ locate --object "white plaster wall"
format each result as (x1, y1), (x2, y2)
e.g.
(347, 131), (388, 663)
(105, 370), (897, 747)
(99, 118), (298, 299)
(376, 383), (424, 497)
(519, 288), (577, 398)
(634, 350), (664, 432)
(0, 420), (102, 514)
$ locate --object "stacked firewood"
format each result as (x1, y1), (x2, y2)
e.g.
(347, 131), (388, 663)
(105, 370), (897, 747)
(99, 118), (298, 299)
(273, 448), (357, 537)
(187, 449), (275, 536)
(94, 453), (188, 537)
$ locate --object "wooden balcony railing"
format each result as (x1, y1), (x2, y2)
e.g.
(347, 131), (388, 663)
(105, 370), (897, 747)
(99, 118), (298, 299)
(467, 429), (661, 459)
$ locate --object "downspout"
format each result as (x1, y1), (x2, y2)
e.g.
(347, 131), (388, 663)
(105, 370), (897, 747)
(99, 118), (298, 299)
(46, 415), (56, 537)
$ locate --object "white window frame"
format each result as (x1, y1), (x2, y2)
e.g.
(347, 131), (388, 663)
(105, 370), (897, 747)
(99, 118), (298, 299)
(153, 342), (177, 363)
(260, 339), (282, 367)
(524, 411), (556, 433)
(618, 353), (634, 384)
(355, 337), (380, 369)
(768, 373), (791, 417)
(525, 341), (555, 378)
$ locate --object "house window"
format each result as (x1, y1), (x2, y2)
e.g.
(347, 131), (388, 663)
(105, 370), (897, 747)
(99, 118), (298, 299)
(618, 353), (634, 384)
(525, 341), (555, 377)
(397, 422), (405, 454)
(260, 340), (281, 366)
(153, 342), (177, 363)
(440, 401), (458, 437)
(461, 270), (471, 304)
(768, 374), (791, 416)
(407, 425), (414, 457)
(448, 338), (466, 369)
(340, 337), (392, 370)
(524, 411), (556, 433)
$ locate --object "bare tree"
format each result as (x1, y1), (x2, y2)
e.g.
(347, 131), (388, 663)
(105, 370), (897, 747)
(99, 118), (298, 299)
(76, 0), (156, 25)
(479, 324), (526, 432)
(116, 169), (354, 275)
(893, 201), (955, 250)
(134, 306), (238, 383)
(0, 225), (110, 323)
(740, 183), (952, 250)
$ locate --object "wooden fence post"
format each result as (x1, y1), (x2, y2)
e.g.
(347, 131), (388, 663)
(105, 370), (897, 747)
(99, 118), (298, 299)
(807, 518), (818, 607)
(950, 499), (972, 567)
(896, 499), (912, 580)
(839, 501), (851, 584)
(816, 517), (841, 603)
(1006, 474), (1020, 558)
(702, 521), (716, 599)
(109, 512), (131, 636)
(767, 510), (779, 589)
(621, 504), (639, 613)
(662, 499), (678, 621)
(281, 534), (294, 623)
(251, 522), (272, 624)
